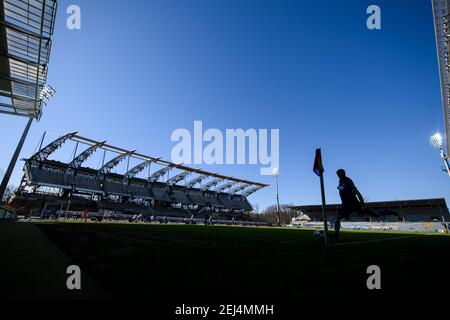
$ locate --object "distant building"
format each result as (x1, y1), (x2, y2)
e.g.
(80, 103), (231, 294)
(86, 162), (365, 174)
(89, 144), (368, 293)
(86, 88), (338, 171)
(289, 212), (311, 226)
(290, 198), (449, 223)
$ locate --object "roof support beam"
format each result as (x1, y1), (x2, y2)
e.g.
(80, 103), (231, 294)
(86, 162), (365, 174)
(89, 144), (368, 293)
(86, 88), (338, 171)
(28, 131), (77, 163)
(200, 178), (223, 191)
(67, 141), (106, 173)
(148, 165), (175, 183)
(241, 186), (265, 197)
(215, 181), (237, 193)
(98, 150), (135, 175)
(124, 158), (161, 180)
(229, 183), (250, 195)
(185, 174), (208, 188)
(167, 171), (192, 185)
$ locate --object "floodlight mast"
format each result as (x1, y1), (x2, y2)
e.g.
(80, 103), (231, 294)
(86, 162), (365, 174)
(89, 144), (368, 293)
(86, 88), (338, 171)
(273, 167), (281, 226)
(429, 133), (450, 176)
(0, 0), (58, 202)
(0, 85), (57, 202)
(0, 118), (33, 201)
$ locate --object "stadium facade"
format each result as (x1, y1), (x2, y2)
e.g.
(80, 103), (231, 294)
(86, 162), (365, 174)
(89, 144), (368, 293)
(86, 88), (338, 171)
(433, 0), (450, 152)
(9, 133), (268, 221)
(290, 198), (449, 223)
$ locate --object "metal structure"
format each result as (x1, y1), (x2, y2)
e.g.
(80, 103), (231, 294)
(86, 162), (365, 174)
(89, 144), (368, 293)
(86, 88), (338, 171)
(201, 178), (223, 191)
(167, 171), (192, 186)
(229, 183), (250, 195)
(272, 167), (281, 225)
(429, 132), (450, 175)
(0, 0), (57, 118)
(13, 133), (268, 217)
(0, 0), (58, 201)
(30, 132), (76, 163)
(149, 164), (176, 183)
(98, 150), (135, 176)
(432, 0), (450, 154)
(185, 174), (208, 188)
(67, 141), (106, 173)
(215, 181), (237, 193)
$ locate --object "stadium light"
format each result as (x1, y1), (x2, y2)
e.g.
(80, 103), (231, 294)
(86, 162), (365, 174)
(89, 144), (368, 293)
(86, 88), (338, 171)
(273, 167), (281, 226)
(39, 86), (56, 104)
(429, 133), (443, 149)
(0, 86), (56, 201)
(429, 132), (450, 177)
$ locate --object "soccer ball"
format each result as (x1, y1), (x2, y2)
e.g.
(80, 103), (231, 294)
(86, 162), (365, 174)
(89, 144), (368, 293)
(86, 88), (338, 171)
(313, 230), (324, 241)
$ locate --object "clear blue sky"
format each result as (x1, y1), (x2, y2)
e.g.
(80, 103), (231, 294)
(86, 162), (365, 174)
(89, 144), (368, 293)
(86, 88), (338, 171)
(0, 0), (448, 210)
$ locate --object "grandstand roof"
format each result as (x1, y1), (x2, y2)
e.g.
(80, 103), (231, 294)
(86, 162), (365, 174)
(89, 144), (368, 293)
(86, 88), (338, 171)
(432, 0), (450, 152)
(26, 132), (269, 195)
(0, 0), (57, 118)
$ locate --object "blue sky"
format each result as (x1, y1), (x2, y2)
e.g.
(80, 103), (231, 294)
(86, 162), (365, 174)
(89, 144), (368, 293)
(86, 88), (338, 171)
(0, 0), (448, 210)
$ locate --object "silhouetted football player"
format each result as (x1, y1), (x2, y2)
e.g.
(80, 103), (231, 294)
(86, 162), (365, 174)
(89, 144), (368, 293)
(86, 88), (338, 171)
(334, 169), (365, 239)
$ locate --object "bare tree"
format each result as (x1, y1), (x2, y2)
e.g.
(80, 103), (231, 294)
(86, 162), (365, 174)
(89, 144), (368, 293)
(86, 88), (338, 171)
(2, 184), (16, 202)
(248, 203), (297, 225)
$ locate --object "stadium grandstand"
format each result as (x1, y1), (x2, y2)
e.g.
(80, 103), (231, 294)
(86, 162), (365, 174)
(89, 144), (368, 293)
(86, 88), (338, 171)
(8, 133), (269, 224)
(290, 198), (449, 223)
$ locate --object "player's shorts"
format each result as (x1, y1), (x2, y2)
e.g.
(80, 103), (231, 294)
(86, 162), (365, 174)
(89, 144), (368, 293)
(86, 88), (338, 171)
(338, 202), (362, 220)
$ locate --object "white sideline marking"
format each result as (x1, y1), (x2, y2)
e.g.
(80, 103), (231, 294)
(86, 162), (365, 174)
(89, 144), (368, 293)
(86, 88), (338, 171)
(329, 235), (424, 247)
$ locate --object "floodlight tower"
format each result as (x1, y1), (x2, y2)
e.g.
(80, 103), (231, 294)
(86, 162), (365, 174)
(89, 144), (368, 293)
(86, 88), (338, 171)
(273, 167), (281, 226)
(0, 0), (58, 202)
(0, 86), (56, 201)
(429, 133), (450, 176)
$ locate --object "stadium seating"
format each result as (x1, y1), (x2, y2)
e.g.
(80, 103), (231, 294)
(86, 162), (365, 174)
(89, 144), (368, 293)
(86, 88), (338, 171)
(11, 134), (267, 221)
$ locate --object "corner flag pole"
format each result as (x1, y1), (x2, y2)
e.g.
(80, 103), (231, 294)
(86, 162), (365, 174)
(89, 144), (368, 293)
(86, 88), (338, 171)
(313, 148), (329, 246)
(319, 172), (329, 245)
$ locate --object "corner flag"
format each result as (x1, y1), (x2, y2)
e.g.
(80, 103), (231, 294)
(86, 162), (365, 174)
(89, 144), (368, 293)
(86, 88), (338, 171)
(313, 148), (329, 245)
(313, 148), (324, 177)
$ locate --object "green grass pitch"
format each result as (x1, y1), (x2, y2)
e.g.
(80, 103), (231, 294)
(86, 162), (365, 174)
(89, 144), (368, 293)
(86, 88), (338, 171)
(10, 221), (444, 301)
